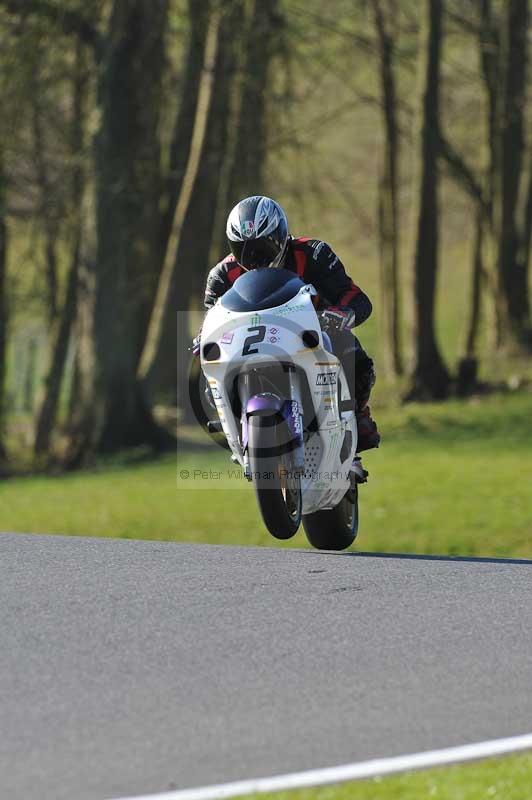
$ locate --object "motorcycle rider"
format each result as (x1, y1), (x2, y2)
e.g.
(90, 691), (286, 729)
(194, 195), (380, 456)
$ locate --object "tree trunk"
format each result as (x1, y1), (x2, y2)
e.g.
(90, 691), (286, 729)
(438, 137), (489, 392)
(64, 187), (98, 467)
(224, 0), (279, 207)
(208, 0), (250, 262)
(457, 205), (484, 396)
(479, 0), (499, 221)
(405, 0), (450, 401)
(34, 43), (88, 458)
(159, 0), (210, 258)
(478, 0), (501, 346)
(89, 0), (169, 453)
(494, 0), (530, 350)
(0, 149), (7, 462)
(23, 339), (38, 414)
(517, 152), (532, 325)
(209, 0), (280, 279)
(137, 2), (222, 403)
(373, 0), (403, 377)
(31, 62), (59, 324)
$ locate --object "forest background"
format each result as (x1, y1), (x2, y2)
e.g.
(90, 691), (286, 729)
(0, 0), (530, 474)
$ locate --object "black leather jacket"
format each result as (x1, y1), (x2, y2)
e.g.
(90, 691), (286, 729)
(204, 237), (372, 326)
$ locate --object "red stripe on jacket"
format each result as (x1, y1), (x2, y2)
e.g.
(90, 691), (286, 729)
(227, 265), (244, 283)
(338, 285), (361, 306)
(294, 250), (306, 278)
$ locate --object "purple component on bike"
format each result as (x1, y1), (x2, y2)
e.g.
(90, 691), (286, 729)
(243, 393), (284, 451)
(246, 394), (284, 416)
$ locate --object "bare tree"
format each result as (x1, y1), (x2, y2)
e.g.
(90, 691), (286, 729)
(30, 59), (60, 324)
(0, 147), (7, 462)
(150, 0), (280, 418)
(225, 0), (280, 203)
(150, 0), (241, 408)
(372, 0), (403, 377)
(159, 0), (210, 258)
(137, 1), (222, 399)
(34, 43), (89, 457)
(405, 0), (451, 400)
(81, 0), (170, 454)
(517, 153), (532, 307)
(494, 0), (530, 350)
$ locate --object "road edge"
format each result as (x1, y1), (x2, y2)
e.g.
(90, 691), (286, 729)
(110, 731), (532, 800)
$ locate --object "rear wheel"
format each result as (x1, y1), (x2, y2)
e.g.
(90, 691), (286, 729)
(302, 486), (358, 551)
(248, 415), (302, 539)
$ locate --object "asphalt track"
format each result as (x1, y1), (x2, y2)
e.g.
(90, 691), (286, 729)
(1, 534), (531, 800)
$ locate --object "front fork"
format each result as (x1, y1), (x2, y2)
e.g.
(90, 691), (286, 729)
(239, 368), (305, 480)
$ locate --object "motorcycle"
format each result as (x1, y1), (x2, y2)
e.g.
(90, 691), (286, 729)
(198, 267), (364, 550)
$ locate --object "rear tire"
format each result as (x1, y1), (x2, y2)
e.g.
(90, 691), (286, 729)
(248, 415), (302, 540)
(302, 486), (358, 551)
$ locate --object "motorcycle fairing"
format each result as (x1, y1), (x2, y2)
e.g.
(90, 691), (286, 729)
(201, 277), (357, 514)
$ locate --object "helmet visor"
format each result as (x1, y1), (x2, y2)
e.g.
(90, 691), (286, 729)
(231, 237), (284, 269)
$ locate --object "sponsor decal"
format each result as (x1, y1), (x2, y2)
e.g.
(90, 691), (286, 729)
(291, 401), (302, 435)
(251, 314), (262, 325)
(269, 336), (279, 343)
(211, 386), (222, 400)
(271, 303), (306, 316)
(242, 220), (255, 238)
(316, 372), (337, 386)
(269, 327), (279, 335)
(220, 331), (234, 344)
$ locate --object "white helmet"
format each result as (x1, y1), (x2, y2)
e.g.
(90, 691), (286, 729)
(226, 195), (289, 269)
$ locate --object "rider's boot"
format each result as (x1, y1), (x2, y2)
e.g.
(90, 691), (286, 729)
(350, 404), (379, 483)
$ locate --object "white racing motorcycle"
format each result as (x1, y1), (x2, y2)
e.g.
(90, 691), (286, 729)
(199, 267), (363, 550)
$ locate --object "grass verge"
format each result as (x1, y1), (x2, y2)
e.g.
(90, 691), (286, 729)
(1, 391), (531, 558)
(242, 752), (532, 800)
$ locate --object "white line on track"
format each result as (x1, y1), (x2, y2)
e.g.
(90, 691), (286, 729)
(111, 731), (532, 800)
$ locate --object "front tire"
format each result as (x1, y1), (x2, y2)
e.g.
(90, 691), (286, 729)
(248, 415), (302, 540)
(302, 486), (358, 551)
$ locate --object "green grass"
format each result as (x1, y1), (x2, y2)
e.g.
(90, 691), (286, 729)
(242, 752), (532, 800)
(1, 390), (531, 558)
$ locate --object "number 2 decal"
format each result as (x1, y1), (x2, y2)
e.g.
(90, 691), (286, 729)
(242, 325), (266, 356)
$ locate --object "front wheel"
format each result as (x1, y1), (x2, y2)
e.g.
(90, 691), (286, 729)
(248, 415), (302, 540)
(302, 486), (358, 551)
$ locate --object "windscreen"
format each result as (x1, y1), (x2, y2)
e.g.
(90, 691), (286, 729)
(220, 268), (306, 312)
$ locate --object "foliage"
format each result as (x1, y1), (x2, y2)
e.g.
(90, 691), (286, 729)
(0, 0), (530, 464)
